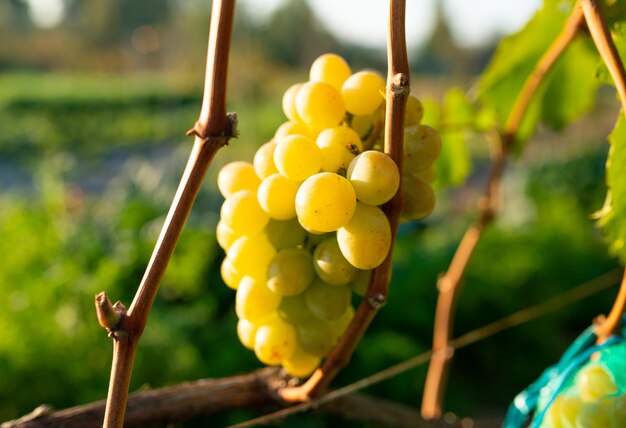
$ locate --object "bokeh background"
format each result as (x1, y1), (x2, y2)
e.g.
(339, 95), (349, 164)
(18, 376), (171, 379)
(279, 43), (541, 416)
(1, 0), (622, 425)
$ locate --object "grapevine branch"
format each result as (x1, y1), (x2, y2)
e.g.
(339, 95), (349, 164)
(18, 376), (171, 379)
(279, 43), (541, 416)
(7, 268), (620, 428)
(279, 0), (409, 402)
(580, 0), (626, 342)
(421, 5), (585, 420)
(95, 1), (236, 426)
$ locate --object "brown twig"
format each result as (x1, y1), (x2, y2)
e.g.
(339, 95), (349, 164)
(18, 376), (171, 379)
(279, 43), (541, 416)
(580, 0), (626, 342)
(420, 4), (585, 420)
(97, 1), (237, 427)
(278, 0), (410, 403)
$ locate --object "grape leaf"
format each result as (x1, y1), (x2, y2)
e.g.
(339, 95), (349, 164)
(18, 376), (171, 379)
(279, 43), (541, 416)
(597, 114), (626, 262)
(479, 0), (600, 145)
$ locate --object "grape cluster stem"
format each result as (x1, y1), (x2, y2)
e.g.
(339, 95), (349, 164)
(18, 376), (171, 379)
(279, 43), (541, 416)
(421, 3), (587, 420)
(95, 1), (237, 427)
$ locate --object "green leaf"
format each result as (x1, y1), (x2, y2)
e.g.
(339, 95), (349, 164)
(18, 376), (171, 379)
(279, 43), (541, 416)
(479, 0), (600, 145)
(597, 114), (626, 262)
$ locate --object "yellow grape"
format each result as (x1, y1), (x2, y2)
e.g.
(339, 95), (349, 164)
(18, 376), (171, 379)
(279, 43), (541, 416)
(404, 95), (424, 127)
(295, 81), (346, 131)
(296, 316), (337, 357)
(236, 275), (281, 322)
(575, 363), (618, 402)
(313, 237), (357, 286)
(542, 394), (582, 428)
(257, 173), (301, 220)
(295, 172), (356, 233)
(304, 278), (352, 321)
(217, 161), (260, 198)
(216, 220), (239, 251)
(347, 150), (400, 206)
(274, 134), (323, 181)
(282, 83), (304, 123)
(401, 174), (436, 221)
(254, 315), (297, 365)
(337, 202), (391, 270)
(350, 269), (372, 297)
(316, 125), (362, 172)
(253, 141), (279, 180)
(309, 53), (352, 91)
(237, 318), (258, 350)
(282, 346), (321, 378)
(263, 218), (307, 250)
(403, 125), (442, 172)
(227, 234), (276, 279)
(416, 165), (437, 184)
(267, 248), (315, 296)
(221, 257), (241, 290)
(341, 70), (385, 116)
(274, 121), (314, 140)
(220, 190), (269, 236)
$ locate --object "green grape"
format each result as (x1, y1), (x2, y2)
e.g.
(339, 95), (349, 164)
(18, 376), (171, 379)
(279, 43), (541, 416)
(236, 275), (281, 322)
(304, 231), (334, 251)
(337, 202), (391, 270)
(329, 304), (355, 340)
(216, 220), (239, 251)
(263, 218), (307, 250)
(278, 294), (314, 325)
(254, 315), (297, 365)
(282, 82), (304, 123)
(347, 150), (400, 206)
(274, 134), (323, 181)
(313, 237), (357, 286)
(401, 174), (436, 221)
(228, 234), (276, 279)
(315, 125), (362, 172)
(576, 363), (618, 402)
(221, 257), (241, 290)
(403, 125), (442, 172)
(416, 165), (436, 184)
(613, 393), (626, 426)
(404, 95), (424, 127)
(350, 114), (374, 139)
(295, 172), (356, 233)
(267, 248), (315, 296)
(341, 70), (385, 116)
(274, 120), (314, 140)
(257, 173), (301, 220)
(237, 318), (258, 350)
(296, 316), (336, 357)
(309, 53), (352, 91)
(350, 269), (372, 297)
(217, 161), (261, 198)
(576, 397), (612, 428)
(304, 278), (352, 321)
(295, 81), (346, 131)
(254, 141), (279, 180)
(220, 190), (269, 236)
(282, 346), (321, 378)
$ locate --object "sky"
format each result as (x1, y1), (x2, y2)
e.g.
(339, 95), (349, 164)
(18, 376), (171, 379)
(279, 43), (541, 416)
(25, 0), (543, 50)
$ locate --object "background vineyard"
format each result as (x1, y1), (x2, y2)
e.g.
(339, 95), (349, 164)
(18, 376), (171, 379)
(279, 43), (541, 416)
(1, 0), (623, 426)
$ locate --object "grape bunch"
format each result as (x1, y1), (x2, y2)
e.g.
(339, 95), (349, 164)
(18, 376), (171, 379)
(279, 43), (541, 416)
(541, 362), (626, 428)
(216, 53), (441, 377)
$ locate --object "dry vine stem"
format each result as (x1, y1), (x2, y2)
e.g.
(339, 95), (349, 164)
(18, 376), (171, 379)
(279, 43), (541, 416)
(421, 4), (585, 420)
(580, 0), (626, 341)
(279, 0), (410, 403)
(95, 0), (236, 426)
